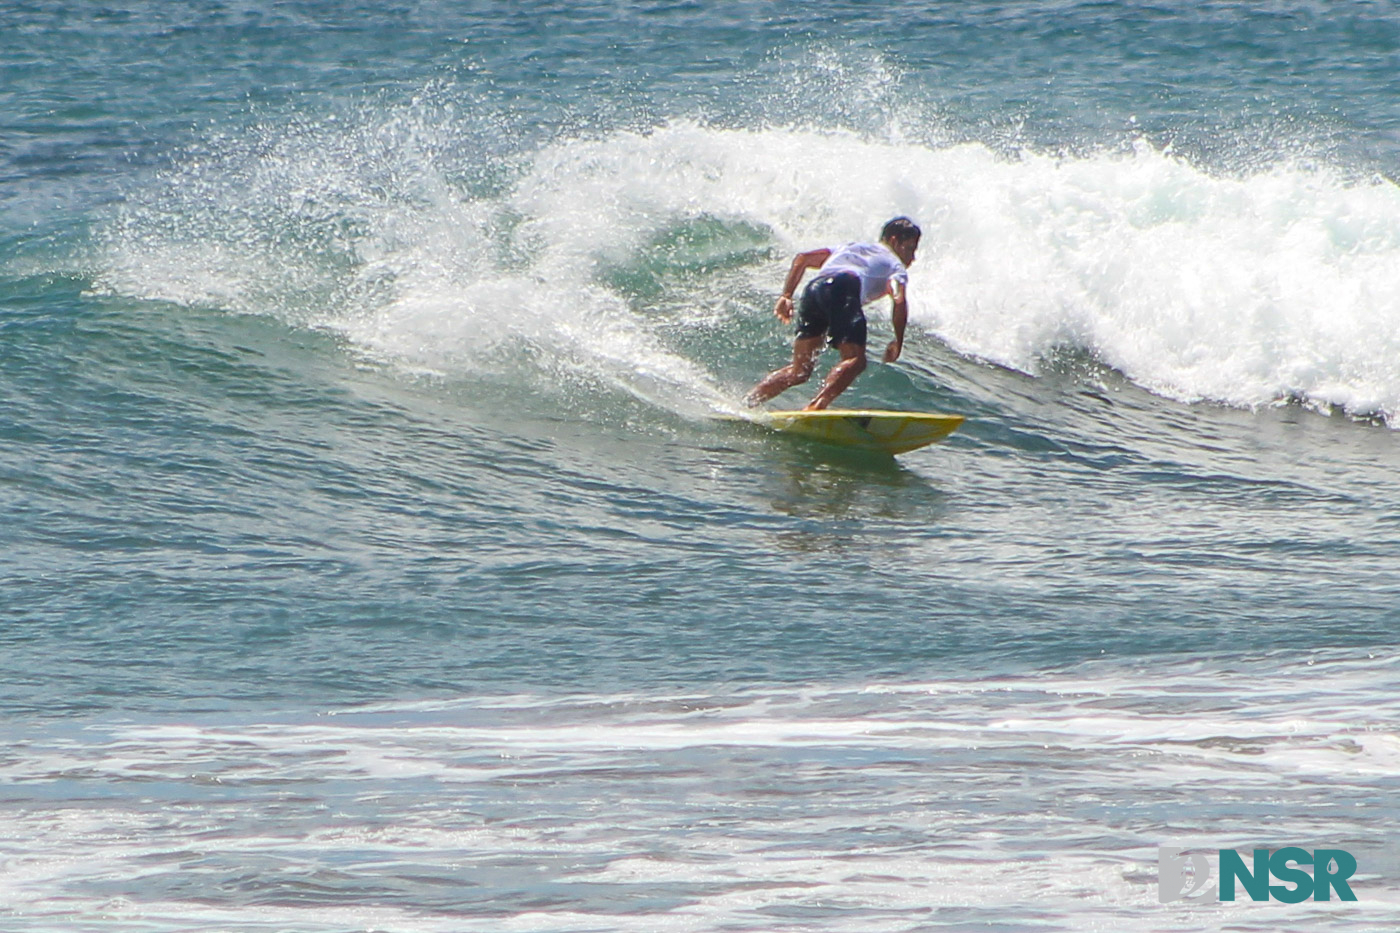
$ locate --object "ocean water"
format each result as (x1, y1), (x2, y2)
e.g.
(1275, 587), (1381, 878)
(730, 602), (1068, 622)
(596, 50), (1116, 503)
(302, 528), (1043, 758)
(5, 1), (1400, 929)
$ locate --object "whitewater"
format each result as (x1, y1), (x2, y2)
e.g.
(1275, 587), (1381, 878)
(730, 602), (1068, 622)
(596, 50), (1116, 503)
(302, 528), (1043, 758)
(93, 114), (1400, 421)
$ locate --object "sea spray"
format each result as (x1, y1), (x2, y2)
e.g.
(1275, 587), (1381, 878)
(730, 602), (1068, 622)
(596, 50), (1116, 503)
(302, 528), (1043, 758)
(96, 108), (1400, 422)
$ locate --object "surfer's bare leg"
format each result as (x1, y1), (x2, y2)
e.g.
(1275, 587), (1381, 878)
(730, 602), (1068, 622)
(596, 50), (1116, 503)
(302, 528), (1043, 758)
(746, 335), (824, 406)
(805, 341), (866, 410)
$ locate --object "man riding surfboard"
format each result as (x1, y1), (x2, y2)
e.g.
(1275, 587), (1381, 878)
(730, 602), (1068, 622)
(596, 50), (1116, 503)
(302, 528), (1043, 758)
(746, 216), (921, 410)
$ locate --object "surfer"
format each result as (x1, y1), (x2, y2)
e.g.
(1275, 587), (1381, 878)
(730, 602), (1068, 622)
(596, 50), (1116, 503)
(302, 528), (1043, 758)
(745, 216), (920, 410)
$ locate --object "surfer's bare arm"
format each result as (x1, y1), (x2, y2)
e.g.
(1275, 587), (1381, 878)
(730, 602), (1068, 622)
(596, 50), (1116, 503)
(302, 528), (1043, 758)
(773, 248), (831, 323)
(884, 280), (907, 363)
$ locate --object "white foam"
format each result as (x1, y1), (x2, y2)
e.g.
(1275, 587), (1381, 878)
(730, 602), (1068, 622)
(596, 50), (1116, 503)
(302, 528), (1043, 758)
(95, 105), (1400, 421)
(5, 655), (1399, 931)
(920, 140), (1400, 417)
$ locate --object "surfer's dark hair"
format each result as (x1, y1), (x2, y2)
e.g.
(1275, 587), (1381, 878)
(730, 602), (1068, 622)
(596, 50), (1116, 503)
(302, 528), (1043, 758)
(881, 216), (921, 243)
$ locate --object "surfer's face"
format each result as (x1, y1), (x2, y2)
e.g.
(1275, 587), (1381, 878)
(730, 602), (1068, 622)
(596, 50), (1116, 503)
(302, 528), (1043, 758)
(887, 236), (919, 267)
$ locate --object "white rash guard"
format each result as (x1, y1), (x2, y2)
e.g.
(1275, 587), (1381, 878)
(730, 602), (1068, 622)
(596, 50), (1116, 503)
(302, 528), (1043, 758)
(818, 241), (909, 305)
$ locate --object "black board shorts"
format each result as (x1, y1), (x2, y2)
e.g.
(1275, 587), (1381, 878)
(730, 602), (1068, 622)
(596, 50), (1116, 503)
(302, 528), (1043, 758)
(795, 272), (866, 348)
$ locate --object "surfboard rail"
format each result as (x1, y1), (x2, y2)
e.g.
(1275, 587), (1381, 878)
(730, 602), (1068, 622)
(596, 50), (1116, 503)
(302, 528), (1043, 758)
(733, 408), (964, 455)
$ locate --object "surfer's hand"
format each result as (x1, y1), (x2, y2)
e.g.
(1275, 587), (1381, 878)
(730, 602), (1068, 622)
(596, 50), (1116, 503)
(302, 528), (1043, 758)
(774, 295), (793, 323)
(884, 339), (902, 362)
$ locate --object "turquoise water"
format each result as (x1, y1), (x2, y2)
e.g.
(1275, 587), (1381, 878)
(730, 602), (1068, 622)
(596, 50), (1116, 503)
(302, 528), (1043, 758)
(5, 2), (1400, 929)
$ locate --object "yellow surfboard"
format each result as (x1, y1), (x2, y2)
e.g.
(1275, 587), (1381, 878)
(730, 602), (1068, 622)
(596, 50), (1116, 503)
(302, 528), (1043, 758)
(742, 409), (964, 455)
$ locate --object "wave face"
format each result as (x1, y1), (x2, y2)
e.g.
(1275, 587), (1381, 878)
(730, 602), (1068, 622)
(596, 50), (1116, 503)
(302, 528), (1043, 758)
(93, 109), (1400, 422)
(73, 36), (1400, 420)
